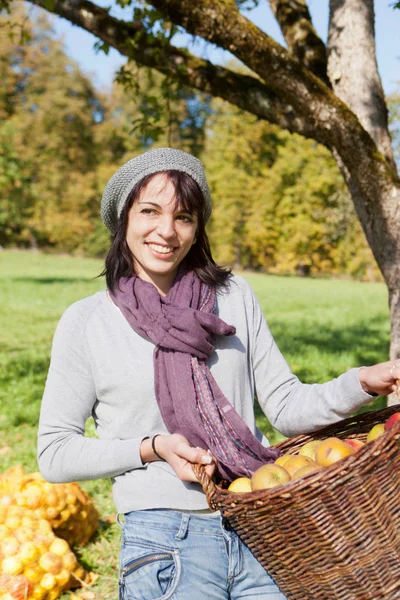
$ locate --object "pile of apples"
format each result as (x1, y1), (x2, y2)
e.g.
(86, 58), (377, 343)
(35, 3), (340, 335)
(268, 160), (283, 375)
(0, 468), (98, 547)
(0, 467), (99, 600)
(228, 411), (400, 493)
(0, 504), (92, 600)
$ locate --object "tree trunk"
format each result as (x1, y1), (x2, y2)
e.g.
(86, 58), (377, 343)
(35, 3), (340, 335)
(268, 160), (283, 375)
(328, 0), (395, 169)
(327, 0), (400, 403)
(388, 288), (400, 405)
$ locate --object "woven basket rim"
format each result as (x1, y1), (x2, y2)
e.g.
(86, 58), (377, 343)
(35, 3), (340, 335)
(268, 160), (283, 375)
(194, 403), (400, 508)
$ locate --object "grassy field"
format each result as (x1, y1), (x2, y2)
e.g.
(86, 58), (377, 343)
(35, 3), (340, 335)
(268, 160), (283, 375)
(0, 250), (390, 599)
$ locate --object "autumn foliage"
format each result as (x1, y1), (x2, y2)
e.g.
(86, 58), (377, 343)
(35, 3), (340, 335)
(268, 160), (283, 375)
(0, 4), (391, 281)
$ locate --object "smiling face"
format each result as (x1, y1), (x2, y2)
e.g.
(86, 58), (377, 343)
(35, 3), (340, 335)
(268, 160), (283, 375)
(126, 173), (198, 295)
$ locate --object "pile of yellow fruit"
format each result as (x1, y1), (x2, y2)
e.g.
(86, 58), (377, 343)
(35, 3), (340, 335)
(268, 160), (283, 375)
(0, 468), (98, 546)
(0, 467), (99, 600)
(228, 411), (400, 493)
(0, 505), (91, 600)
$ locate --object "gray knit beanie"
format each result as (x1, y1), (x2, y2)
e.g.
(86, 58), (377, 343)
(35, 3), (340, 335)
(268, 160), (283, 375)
(101, 147), (212, 233)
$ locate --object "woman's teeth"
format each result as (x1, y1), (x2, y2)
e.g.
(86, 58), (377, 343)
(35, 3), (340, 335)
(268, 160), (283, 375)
(148, 243), (174, 254)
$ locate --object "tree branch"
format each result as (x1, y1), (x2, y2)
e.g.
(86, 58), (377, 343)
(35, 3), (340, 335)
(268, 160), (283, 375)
(268, 0), (329, 86)
(26, 0), (322, 141)
(146, 1), (397, 177)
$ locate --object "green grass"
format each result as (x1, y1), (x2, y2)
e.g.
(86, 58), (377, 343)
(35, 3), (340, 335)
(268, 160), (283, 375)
(0, 250), (390, 599)
(242, 272), (390, 434)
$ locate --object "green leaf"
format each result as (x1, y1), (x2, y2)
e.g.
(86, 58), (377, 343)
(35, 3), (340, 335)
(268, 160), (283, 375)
(93, 40), (110, 55)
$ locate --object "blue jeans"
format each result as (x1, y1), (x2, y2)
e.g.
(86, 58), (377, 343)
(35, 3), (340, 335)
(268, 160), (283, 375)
(118, 509), (287, 599)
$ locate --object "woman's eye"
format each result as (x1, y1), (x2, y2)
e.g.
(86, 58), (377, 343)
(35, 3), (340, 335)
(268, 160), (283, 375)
(176, 215), (193, 223)
(140, 208), (156, 215)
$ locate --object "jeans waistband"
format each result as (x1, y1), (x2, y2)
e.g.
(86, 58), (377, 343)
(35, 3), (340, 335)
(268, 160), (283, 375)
(120, 508), (233, 538)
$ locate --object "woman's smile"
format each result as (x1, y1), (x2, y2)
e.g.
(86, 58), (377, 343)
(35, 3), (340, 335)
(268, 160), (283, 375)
(145, 242), (177, 257)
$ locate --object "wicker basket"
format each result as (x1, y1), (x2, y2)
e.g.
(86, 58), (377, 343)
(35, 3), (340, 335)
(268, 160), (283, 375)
(193, 405), (400, 600)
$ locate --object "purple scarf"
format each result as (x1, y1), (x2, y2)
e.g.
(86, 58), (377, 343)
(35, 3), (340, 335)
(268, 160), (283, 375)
(110, 270), (280, 481)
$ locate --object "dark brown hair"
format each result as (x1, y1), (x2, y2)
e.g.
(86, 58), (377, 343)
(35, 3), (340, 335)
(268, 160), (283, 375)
(101, 170), (231, 292)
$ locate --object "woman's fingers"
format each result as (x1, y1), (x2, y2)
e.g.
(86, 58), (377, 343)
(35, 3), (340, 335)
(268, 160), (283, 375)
(203, 462), (217, 478)
(359, 361), (400, 396)
(178, 444), (213, 465)
(157, 434), (216, 482)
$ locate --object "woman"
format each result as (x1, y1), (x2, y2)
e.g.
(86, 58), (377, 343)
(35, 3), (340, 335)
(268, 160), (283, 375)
(38, 147), (400, 599)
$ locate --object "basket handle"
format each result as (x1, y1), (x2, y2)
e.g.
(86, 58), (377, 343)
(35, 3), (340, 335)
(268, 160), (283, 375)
(192, 463), (220, 510)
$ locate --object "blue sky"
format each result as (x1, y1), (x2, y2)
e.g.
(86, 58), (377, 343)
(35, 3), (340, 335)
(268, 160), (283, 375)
(49, 0), (400, 95)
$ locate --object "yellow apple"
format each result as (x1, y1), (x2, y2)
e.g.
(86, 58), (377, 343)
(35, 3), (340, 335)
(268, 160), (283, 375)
(315, 437), (354, 466)
(366, 423), (385, 442)
(62, 551), (77, 571)
(283, 455), (314, 478)
(24, 565), (43, 584)
(251, 464), (291, 491)
(55, 568), (71, 587)
(40, 573), (57, 591)
(228, 477), (252, 493)
(298, 440), (321, 461)
(291, 463), (321, 479)
(274, 454), (292, 467)
(1, 535), (19, 556)
(17, 541), (40, 565)
(0, 524), (9, 541)
(39, 552), (63, 575)
(1, 556), (24, 576)
(49, 538), (70, 557)
(14, 526), (35, 543)
(31, 583), (47, 600)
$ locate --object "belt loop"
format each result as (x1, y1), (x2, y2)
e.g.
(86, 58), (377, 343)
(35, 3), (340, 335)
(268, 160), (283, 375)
(116, 512), (125, 529)
(222, 516), (233, 531)
(175, 513), (190, 540)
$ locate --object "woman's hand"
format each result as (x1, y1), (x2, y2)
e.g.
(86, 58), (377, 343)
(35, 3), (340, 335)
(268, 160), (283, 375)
(142, 433), (216, 483)
(359, 360), (400, 397)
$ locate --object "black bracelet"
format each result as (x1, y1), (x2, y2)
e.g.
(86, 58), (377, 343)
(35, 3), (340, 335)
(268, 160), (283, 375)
(152, 434), (166, 462)
(140, 436), (150, 465)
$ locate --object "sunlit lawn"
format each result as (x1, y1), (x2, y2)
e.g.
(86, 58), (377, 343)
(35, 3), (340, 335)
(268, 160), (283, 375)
(0, 250), (390, 599)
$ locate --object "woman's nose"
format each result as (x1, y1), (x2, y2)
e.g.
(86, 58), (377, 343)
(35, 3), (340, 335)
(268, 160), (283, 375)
(157, 215), (177, 238)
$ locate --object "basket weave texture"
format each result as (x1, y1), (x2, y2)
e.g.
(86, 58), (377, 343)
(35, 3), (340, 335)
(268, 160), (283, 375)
(193, 405), (400, 600)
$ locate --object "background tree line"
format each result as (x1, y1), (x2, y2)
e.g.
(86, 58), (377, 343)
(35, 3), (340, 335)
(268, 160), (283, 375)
(1, 4), (398, 280)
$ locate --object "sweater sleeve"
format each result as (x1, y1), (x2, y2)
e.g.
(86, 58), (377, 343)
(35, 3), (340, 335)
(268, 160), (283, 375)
(37, 300), (145, 483)
(246, 282), (374, 437)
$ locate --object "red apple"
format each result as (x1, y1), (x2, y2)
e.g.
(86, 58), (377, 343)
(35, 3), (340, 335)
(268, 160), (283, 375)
(384, 412), (400, 431)
(0, 575), (32, 600)
(344, 438), (365, 451)
(8, 576), (31, 600)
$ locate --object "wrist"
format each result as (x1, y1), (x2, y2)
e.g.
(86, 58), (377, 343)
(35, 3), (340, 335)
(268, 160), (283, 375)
(358, 366), (370, 392)
(152, 434), (167, 462)
(139, 435), (168, 465)
(139, 436), (159, 464)
(358, 366), (377, 396)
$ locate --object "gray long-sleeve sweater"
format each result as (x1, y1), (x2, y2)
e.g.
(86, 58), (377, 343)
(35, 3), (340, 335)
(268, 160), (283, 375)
(37, 275), (373, 513)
